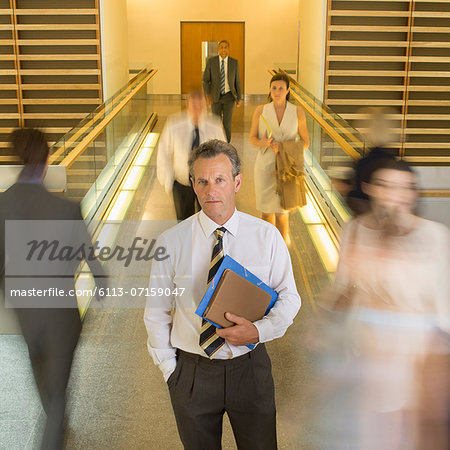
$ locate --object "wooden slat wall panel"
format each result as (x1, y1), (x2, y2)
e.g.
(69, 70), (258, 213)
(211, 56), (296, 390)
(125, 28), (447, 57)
(0, 0), (101, 159)
(0, 3), (20, 147)
(405, 0), (450, 158)
(325, 0), (450, 161)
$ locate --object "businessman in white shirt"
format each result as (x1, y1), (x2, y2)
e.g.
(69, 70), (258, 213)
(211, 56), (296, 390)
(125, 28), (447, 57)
(145, 139), (301, 449)
(156, 91), (226, 220)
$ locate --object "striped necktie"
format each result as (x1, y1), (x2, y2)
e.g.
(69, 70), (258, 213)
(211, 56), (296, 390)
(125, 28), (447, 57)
(220, 59), (226, 95)
(199, 227), (226, 357)
(192, 126), (199, 150)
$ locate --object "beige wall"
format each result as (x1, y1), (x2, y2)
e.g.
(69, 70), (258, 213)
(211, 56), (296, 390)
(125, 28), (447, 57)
(298, 0), (327, 101)
(127, 0), (299, 94)
(100, 0), (130, 100)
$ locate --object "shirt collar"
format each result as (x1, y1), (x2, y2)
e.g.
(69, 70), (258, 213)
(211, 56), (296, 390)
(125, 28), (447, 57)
(17, 165), (46, 185)
(198, 208), (239, 239)
(219, 56), (228, 64)
(187, 112), (206, 130)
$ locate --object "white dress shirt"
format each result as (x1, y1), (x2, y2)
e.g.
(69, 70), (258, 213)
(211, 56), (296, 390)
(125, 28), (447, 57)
(219, 56), (230, 94)
(156, 112), (226, 193)
(144, 209), (301, 381)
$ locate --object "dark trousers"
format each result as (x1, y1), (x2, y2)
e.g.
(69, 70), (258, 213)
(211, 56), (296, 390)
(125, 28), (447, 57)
(212, 92), (235, 143)
(167, 344), (277, 450)
(172, 180), (197, 221)
(16, 308), (81, 450)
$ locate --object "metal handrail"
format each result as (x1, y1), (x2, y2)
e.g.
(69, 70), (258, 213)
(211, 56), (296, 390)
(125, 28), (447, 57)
(0, 67), (157, 166)
(269, 69), (362, 161)
(52, 67), (157, 168)
(272, 68), (450, 167)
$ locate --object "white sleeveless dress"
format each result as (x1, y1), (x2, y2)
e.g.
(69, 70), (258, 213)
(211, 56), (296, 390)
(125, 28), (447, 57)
(254, 101), (299, 213)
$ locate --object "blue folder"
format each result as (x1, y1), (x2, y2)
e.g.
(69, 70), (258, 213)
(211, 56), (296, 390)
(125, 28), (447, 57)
(195, 255), (278, 349)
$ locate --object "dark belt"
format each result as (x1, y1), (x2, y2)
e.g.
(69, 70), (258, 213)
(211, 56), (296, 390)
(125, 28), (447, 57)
(177, 344), (264, 366)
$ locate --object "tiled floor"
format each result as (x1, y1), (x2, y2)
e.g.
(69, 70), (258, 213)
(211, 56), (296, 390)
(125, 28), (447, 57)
(0, 97), (329, 449)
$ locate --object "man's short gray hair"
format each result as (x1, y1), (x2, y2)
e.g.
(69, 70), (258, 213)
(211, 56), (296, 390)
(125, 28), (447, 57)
(188, 139), (241, 179)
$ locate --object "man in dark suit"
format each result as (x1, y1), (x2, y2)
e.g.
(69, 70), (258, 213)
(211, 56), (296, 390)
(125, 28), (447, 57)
(202, 40), (242, 143)
(0, 128), (105, 450)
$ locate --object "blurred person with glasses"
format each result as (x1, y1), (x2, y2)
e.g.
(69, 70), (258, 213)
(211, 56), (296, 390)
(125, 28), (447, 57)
(311, 159), (449, 449)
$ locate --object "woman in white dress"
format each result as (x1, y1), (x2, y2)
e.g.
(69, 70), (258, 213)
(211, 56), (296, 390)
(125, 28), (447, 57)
(249, 73), (309, 245)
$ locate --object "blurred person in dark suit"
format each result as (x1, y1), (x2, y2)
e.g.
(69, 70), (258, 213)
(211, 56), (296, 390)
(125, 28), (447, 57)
(0, 128), (106, 450)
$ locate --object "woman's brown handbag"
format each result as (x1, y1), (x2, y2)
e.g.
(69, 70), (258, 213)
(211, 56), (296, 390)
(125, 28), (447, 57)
(275, 140), (306, 210)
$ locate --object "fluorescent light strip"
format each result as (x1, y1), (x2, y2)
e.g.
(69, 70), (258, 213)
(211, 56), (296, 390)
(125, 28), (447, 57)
(305, 149), (352, 225)
(122, 166), (145, 191)
(144, 133), (159, 147)
(299, 193), (322, 224)
(103, 132), (158, 222)
(298, 189), (341, 274)
(329, 191), (352, 222)
(308, 225), (339, 273)
(134, 147), (153, 166)
(97, 222), (121, 246)
(106, 191), (134, 221)
(75, 272), (96, 311)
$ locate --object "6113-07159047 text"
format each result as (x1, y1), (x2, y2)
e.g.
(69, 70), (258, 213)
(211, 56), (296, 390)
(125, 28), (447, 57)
(96, 287), (186, 297)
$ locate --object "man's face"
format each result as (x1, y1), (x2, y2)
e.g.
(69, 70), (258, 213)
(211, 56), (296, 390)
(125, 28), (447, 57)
(186, 95), (206, 123)
(191, 154), (241, 225)
(218, 42), (229, 59)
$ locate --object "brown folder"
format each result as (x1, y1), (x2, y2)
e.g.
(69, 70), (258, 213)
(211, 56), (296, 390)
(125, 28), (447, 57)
(203, 269), (272, 328)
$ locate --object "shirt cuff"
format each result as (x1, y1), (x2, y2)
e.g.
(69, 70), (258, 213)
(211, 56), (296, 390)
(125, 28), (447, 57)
(165, 178), (173, 194)
(159, 357), (177, 382)
(253, 318), (274, 343)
